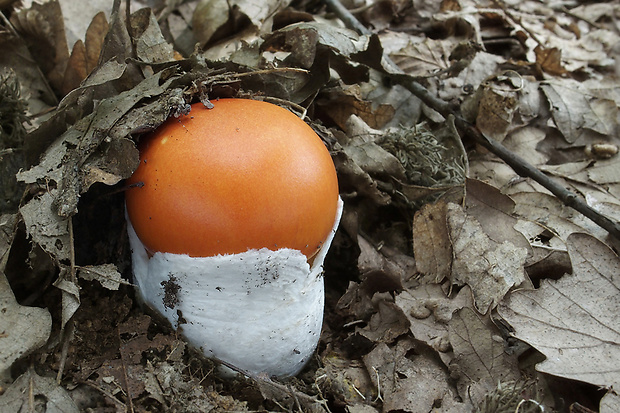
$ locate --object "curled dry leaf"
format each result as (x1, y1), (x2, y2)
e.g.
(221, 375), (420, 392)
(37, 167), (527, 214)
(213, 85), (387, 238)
(475, 79), (519, 143)
(61, 11), (110, 95)
(78, 263), (127, 291)
(10, 0), (70, 93)
(193, 0), (290, 47)
(499, 232), (620, 389)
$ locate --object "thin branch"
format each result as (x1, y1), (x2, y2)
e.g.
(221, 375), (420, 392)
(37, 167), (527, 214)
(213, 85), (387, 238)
(324, 0), (620, 242)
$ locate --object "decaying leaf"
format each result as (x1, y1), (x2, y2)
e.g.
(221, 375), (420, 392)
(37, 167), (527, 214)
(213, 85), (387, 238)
(193, 0), (290, 47)
(78, 263), (127, 290)
(362, 338), (469, 412)
(0, 368), (79, 413)
(396, 284), (472, 360)
(0, 273), (52, 382)
(19, 190), (71, 262)
(448, 307), (521, 405)
(448, 202), (528, 312)
(10, 0), (70, 93)
(476, 81), (518, 143)
(412, 201), (452, 283)
(499, 232), (620, 389)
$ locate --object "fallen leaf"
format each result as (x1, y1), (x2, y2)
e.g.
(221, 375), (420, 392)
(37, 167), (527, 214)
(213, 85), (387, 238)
(19, 190), (71, 262)
(447, 203), (528, 312)
(541, 80), (618, 143)
(465, 179), (532, 256)
(193, 0), (290, 47)
(357, 296), (410, 344)
(0, 273), (52, 381)
(476, 82), (518, 142)
(534, 46), (567, 76)
(10, 0), (70, 93)
(499, 232), (620, 388)
(395, 284), (472, 361)
(0, 368), (79, 413)
(412, 201), (452, 283)
(78, 263), (127, 290)
(600, 390), (620, 413)
(448, 307), (521, 405)
(362, 338), (467, 412)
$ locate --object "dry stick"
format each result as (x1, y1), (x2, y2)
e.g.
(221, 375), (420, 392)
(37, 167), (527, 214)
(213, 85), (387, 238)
(324, 0), (620, 242)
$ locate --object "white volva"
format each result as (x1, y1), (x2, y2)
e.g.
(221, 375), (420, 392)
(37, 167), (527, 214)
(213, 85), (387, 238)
(127, 198), (343, 378)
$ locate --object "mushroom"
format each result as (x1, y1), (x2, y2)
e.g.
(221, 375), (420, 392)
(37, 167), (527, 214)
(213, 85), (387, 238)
(125, 99), (342, 377)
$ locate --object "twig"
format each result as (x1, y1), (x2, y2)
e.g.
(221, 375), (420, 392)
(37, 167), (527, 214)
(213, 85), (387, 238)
(324, 0), (620, 242)
(118, 328), (135, 413)
(323, 0), (371, 35)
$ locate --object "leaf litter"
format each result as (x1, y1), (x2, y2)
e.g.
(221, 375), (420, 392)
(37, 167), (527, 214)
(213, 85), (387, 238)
(1, 0), (620, 412)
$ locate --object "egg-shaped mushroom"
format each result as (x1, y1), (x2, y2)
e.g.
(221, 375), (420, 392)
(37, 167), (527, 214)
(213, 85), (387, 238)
(125, 99), (341, 377)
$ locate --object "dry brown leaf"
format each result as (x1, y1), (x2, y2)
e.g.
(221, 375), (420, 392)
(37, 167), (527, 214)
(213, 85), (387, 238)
(61, 12), (110, 95)
(10, 0), (70, 93)
(499, 232), (620, 389)
(541, 80), (619, 143)
(448, 307), (521, 405)
(316, 355), (375, 405)
(534, 46), (567, 76)
(476, 84), (518, 143)
(357, 296), (410, 344)
(412, 200), (452, 283)
(395, 284), (472, 362)
(362, 338), (468, 412)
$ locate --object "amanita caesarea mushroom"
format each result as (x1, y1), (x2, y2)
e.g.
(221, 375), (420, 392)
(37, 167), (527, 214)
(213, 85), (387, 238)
(125, 99), (342, 377)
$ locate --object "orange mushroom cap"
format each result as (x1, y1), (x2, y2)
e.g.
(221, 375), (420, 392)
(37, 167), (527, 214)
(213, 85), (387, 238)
(125, 99), (339, 258)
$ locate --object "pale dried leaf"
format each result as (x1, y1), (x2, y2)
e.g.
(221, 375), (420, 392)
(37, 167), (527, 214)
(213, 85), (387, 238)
(447, 203), (528, 312)
(541, 81), (618, 143)
(193, 0), (290, 47)
(78, 263), (128, 290)
(512, 192), (600, 241)
(54, 268), (80, 328)
(19, 191), (71, 262)
(0, 274), (52, 381)
(465, 179), (532, 256)
(395, 284), (472, 360)
(363, 338), (462, 413)
(131, 8), (175, 63)
(499, 233), (620, 388)
(448, 307), (521, 405)
(600, 390), (620, 413)
(503, 126), (548, 167)
(0, 368), (79, 412)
